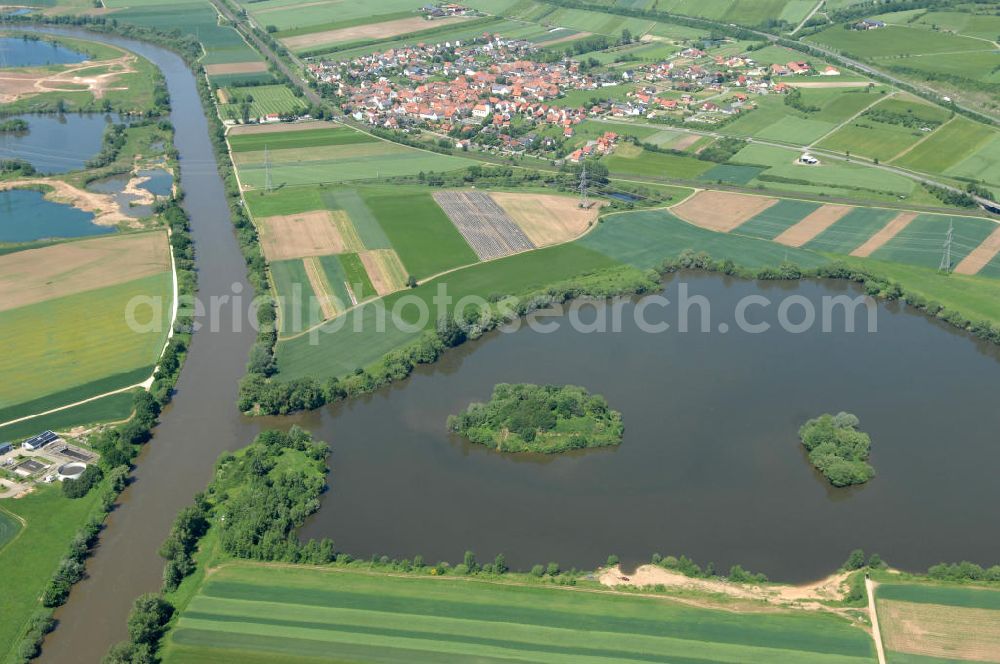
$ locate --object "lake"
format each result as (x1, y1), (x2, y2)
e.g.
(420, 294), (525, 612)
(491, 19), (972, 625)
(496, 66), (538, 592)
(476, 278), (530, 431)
(0, 36), (88, 68)
(291, 272), (1000, 582)
(0, 113), (115, 174)
(0, 188), (112, 242)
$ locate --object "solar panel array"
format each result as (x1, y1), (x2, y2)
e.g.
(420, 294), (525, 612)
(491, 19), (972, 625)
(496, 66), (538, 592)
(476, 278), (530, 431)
(22, 430), (59, 449)
(433, 191), (535, 261)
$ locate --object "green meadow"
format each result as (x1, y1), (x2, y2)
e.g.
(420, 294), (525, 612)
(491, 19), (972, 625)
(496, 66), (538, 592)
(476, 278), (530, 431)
(228, 126), (376, 153)
(805, 24), (987, 58)
(893, 117), (998, 174)
(161, 562), (875, 664)
(219, 85), (306, 120)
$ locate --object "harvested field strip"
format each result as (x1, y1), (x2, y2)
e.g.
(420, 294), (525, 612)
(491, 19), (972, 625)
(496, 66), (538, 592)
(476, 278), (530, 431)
(359, 249), (407, 296)
(433, 191), (536, 260)
(161, 564), (874, 664)
(851, 212), (917, 257)
(955, 225), (1000, 275)
(322, 189), (392, 249)
(228, 126), (375, 152)
(365, 191), (478, 279)
(332, 211), (364, 253)
(671, 190), (778, 232)
(803, 208), (899, 255)
(257, 210), (353, 260)
(271, 259), (321, 337)
(282, 16), (474, 51)
(302, 256), (339, 319)
(0, 231), (170, 312)
(0, 272), (172, 409)
(204, 61), (269, 76)
(338, 253), (377, 301)
(870, 214), (999, 269)
(489, 192), (598, 246)
(736, 200), (822, 241)
(878, 599), (1000, 663)
(774, 205), (852, 248)
(315, 255), (353, 310)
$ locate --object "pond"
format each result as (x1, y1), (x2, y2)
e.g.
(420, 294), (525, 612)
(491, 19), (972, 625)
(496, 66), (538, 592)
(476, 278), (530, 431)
(0, 113), (116, 174)
(0, 36), (88, 68)
(0, 188), (112, 243)
(85, 168), (172, 218)
(290, 272), (1000, 582)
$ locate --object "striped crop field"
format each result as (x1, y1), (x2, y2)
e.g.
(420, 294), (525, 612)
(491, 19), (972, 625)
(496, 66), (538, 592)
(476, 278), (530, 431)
(869, 214), (999, 270)
(803, 207), (900, 255)
(733, 199), (822, 241)
(162, 563), (875, 664)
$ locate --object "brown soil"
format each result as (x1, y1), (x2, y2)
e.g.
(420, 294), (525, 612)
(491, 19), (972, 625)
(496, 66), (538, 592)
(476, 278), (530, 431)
(302, 256), (339, 319)
(0, 52), (135, 103)
(0, 179), (133, 225)
(671, 190), (778, 232)
(228, 119), (331, 136)
(775, 204), (852, 247)
(538, 30), (593, 46)
(490, 192), (601, 246)
(282, 15), (473, 51)
(670, 133), (701, 150)
(600, 565), (852, 612)
(359, 249), (406, 296)
(0, 231), (170, 312)
(216, 88), (230, 104)
(879, 599), (1000, 662)
(850, 211), (917, 257)
(786, 81), (872, 88)
(204, 61), (269, 76)
(954, 225), (1000, 275)
(257, 210), (353, 261)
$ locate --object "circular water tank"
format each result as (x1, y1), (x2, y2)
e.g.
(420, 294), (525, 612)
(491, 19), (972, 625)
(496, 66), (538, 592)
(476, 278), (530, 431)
(57, 462), (87, 481)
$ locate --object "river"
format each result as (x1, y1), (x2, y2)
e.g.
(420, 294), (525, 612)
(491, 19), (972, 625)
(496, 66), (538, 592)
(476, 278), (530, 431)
(27, 29), (260, 664)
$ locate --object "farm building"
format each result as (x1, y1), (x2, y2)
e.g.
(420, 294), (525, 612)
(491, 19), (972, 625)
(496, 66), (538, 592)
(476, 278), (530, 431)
(21, 430), (60, 451)
(0, 442), (12, 455)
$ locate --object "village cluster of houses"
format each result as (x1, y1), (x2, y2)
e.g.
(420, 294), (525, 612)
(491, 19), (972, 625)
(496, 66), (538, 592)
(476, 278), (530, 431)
(421, 3), (473, 18)
(304, 30), (839, 154)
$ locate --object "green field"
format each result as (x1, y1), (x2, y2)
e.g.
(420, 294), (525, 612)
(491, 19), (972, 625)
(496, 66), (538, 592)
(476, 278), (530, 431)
(362, 188), (478, 279)
(0, 390), (138, 442)
(734, 199), (822, 240)
(947, 133), (1000, 188)
(338, 253), (376, 301)
(228, 126), (376, 153)
(0, 272), (173, 412)
(722, 90), (882, 145)
(239, 0), (419, 32)
(236, 140), (475, 188)
(803, 207), (898, 254)
(0, 483), (106, 663)
(805, 24), (987, 58)
(870, 214), (999, 270)
(893, 117), (997, 174)
(878, 583), (1000, 610)
(605, 146), (714, 179)
(221, 85), (306, 120)
(271, 258), (321, 336)
(322, 189), (392, 250)
(162, 562), (875, 664)
(818, 116), (931, 163)
(0, 510), (21, 552)
(316, 254), (354, 307)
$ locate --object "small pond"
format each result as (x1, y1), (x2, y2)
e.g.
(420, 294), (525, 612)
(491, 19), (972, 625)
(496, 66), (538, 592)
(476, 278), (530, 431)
(0, 36), (88, 68)
(85, 168), (172, 218)
(0, 113), (117, 174)
(0, 188), (112, 243)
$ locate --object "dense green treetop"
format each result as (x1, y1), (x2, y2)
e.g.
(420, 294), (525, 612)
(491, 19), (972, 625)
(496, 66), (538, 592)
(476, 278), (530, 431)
(799, 412), (874, 487)
(447, 383), (623, 454)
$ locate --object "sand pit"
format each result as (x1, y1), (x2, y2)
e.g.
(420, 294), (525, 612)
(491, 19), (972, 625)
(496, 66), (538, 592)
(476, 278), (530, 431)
(0, 53), (135, 103)
(282, 15), (473, 51)
(774, 205), (851, 247)
(204, 61), (269, 76)
(257, 210), (360, 261)
(490, 192), (600, 246)
(671, 190), (778, 232)
(879, 599), (1000, 662)
(955, 225), (1000, 275)
(359, 249), (406, 295)
(600, 565), (851, 611)
(0, 179), (134, 224)
(0, 231), (170, 312)
(850, 211), (917, 257)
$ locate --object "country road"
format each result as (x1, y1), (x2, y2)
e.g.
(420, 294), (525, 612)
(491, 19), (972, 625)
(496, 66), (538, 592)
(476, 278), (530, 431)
(866, 576), (887, 664)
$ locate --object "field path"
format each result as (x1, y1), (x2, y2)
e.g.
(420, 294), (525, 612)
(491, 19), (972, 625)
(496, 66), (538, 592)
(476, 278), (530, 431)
(810, 92), (894, 148)
(888, 116), (955, 164)
(851, 212), (917, 257)
(955, 224), (1000, 275)
(867, 577), (887, 664)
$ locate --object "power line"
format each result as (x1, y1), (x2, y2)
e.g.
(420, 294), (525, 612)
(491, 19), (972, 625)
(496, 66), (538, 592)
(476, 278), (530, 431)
(578, 163), (589, 209)
(264, 143), (273, 193)
(939, 220), (954, 272)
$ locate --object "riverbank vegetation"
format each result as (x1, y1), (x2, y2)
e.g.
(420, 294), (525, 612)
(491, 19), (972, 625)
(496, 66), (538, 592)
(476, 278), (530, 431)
(447, 383), (624, 454)
(799, 412), (875, 487)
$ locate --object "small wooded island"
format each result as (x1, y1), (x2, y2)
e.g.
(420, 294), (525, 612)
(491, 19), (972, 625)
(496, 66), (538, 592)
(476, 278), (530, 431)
(799, 412), (875, 487)
(448, 384), (624, 454)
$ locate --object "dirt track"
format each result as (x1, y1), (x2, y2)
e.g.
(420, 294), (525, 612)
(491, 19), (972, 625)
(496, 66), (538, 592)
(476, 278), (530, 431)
(671, 190), (777, 232)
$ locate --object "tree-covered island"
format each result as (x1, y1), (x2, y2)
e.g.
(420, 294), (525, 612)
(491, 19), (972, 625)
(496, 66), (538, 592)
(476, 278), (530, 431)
(799, 412), (875, 487)
(447, 384), (624, 454)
